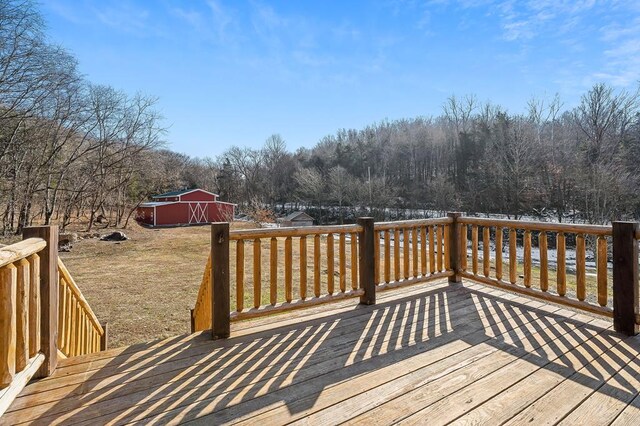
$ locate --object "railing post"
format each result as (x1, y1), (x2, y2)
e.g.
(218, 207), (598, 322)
(612, 221), (639, 336)
(100, 322), (108, 350)
(211, 222), (230, 339)
(358, 217), (375, 305)
(447, 212), (462, 284)
(23, 225), (58, 378)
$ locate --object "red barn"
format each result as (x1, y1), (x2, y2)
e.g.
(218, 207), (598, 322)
(135, 189), (235, 227)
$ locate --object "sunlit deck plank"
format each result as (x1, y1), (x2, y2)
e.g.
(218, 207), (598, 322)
(3, 279), (640, 426)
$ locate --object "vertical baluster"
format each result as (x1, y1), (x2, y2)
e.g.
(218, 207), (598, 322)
(270, 237), (278, 305)
(57, 279), (66, 352)
(597, 236), (608, 307)
(557, 232), (566, 296)
(339, 233), (347, 291)
(236, 240), (244, 312)
(0, 264), (17, 386)
(444, 225), (451, 271)
(314, 234), (321, 297)
(509, 228), (517, 285)
(285, 236), (293, 302)
(576, 234), (586, 301)
(65, 287), (72, 354)
(472, 225), (479, 275)
(483, 227), (490, 277)
(68, 297), (76, 357)
(372, 231), (379, 285)
(327, 233), (335, 295)
(495, 228), (503, 280)
(28, 254), (40, 357)
(461, 225), (468, 272)
(74, 302), (81, 356)
(420, 227), (427, 276)
(300, 236), (308, 300)
(437, 225), (444, 272)
(412, 227), (419, 277)
(394, 228), (401, 281)
(429, 226), (436, 274)
(350, 232), (358, 290)
(384, 230), (391, 283)
(524, 230), (532, 288)
(16, 259), (29, 372)
(253, 238), (261, 308)
(403, 228), (410, 279)
(539, 232), (548, 292)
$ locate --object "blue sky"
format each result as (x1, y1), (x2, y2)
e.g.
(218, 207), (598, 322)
(41, 0), (640, 158)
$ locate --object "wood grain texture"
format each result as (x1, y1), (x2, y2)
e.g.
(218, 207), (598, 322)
(270, 238), (277, 305)
(472, 225), (478, 275)
(429, 226), (436, 275)
(314, 235), (321, 298)
(300, 236), (307, 300)
(0, 264), (17, 388)
(327, 234), (334, 295)
(15, 260), (29, 372)
(576, 234), (586, 301)
(539, 232), (548, 292)
(597, 236), (607, 307)
(384, 230), (391, 284)
(495, 228), (503, 281)
(524, 230), (532, 288)
(253, 238), (261, 309)
(236, 240), (244, 312)
(285, 237), (293, 302)
(483, 226), (490, 278)
(509, 228), (517, 285)
(557, 232), (566, 296)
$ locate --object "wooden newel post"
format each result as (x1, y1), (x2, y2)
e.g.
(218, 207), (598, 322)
(447, 212), (462, 284)
(211, 222), (230, 339)
(358, 217), (375, 305)
(612, 221), (639, 336)
(100, 322), (109, 351)
(23, 225), (58, 378)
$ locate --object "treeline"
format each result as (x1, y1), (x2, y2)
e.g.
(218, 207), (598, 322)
(214, 86), (640, 225)
(0, 1), (167, 233)
(2, 1), (640, 235)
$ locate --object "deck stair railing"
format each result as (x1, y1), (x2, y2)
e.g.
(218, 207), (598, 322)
(193, 214), (639, 339)
(0, 226), (106, 417)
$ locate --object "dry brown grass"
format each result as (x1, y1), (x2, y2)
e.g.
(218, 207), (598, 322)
(58, 222), (253, 348)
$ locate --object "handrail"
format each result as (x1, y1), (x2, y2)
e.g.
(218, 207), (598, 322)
(57, 259), (104, 334)
(229, 224), (362, 240)
(0, 239), (46, 269)
(57, 258), (105, 357)
(374, 217), (453, 230)
(459, 217), (612, 236)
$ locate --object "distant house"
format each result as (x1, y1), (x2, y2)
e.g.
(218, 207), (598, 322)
(277, 211), (314, 227)
(135, 189), (235, 227)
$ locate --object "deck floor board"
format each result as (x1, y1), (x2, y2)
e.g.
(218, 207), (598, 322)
(3, 279), (640, 425)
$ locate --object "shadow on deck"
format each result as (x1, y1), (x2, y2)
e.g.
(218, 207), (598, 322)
(5, 280), (640, 425)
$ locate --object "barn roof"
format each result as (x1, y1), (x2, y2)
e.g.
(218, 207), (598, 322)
(152, 188), (218, 199)
(282, 211), (314, 221)
(139, 201), (178, 207)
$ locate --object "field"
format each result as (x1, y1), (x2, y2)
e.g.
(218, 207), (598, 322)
(57, 222), (252, 347)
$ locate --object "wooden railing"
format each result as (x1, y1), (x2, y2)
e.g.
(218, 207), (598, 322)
(1, 226), (106, 417)
(0, 237), (47, 416)
(458, 217), (614, 317)
(192, 214), (639, 340)
(192, 222), (369, 333)
(57, 259), (106, 357)
(373, 217), (454, 290)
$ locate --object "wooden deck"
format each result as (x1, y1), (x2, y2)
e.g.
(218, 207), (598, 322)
(4, 279), (640, 425)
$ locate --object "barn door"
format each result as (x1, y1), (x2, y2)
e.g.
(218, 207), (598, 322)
(189, 203), (208, 224)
